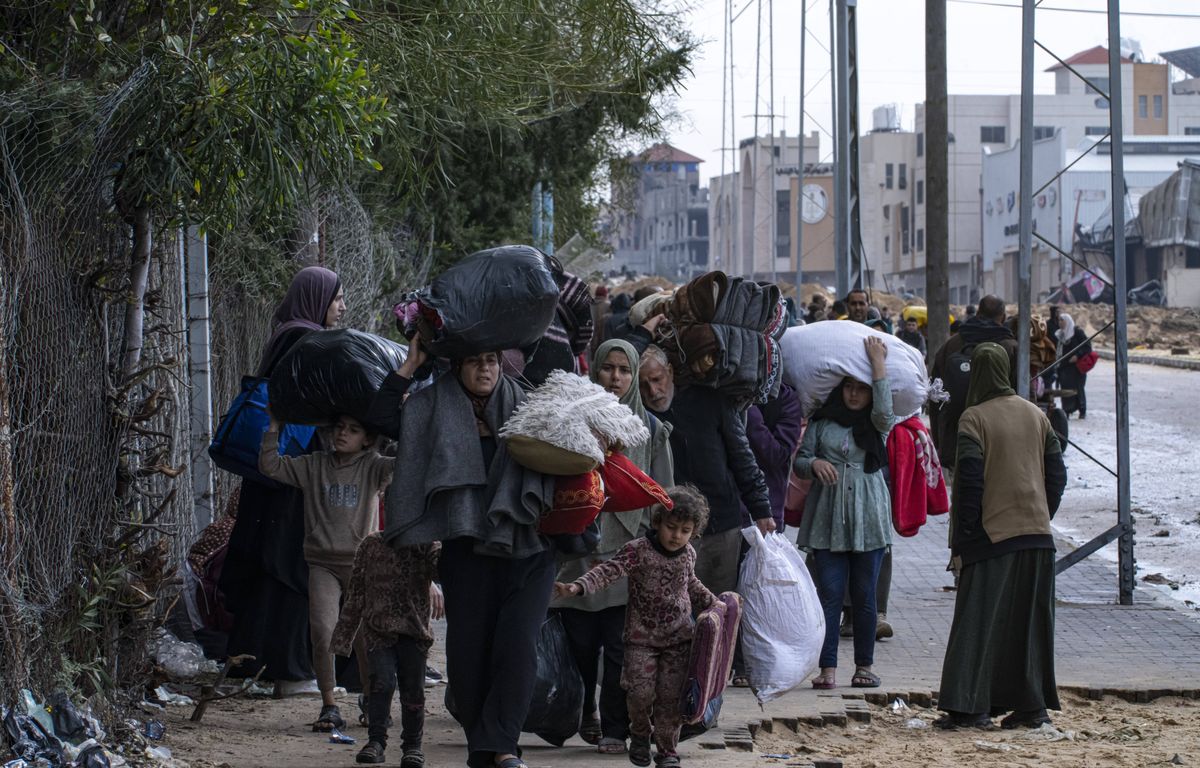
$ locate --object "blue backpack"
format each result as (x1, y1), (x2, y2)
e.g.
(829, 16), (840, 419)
(209, 376), (317, 488)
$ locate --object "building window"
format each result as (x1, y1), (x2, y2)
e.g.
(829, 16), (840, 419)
(1188, 251), (1200, 269)
(917, 133), (925, 157)
(885, 163), (894, 189)
(1033, 125), (1055, 140)
(901, 205), (910, 255)
(883, 204), (890, 220)
(1138, 95), (1148, 118)
(916, 179), (924, 205)
(1186, 127), (1200, 136)
(980, 126), (1006, 144)
(898, 164), (908, 190)
(1154, 94), (1163, 119)
(1086, 77), (1110, 96)
(1085, 126), (1109, 136)
(885, 235), (890, 254)
(916, 228), (925, 252)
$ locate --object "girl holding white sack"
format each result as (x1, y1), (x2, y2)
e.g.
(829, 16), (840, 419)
(791, 337), (894, 690)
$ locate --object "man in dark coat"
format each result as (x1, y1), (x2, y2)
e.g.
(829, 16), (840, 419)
(929, 295), (1019, 471)
(637, 345), (776, 596)
(897, 317), (927, 357)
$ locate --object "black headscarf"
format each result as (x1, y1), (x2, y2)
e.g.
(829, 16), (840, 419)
(811, 379), (887, 474)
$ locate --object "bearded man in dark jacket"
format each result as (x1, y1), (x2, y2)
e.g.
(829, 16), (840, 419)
(929, 295), (1019, 469)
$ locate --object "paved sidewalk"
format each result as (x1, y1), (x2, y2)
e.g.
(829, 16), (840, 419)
(711, 512), (1200, 742)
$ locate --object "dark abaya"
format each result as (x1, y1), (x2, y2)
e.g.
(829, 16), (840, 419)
(219, 268), (341, 682)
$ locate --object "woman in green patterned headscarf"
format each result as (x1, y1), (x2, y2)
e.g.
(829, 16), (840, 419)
(552, 338), (674, 753)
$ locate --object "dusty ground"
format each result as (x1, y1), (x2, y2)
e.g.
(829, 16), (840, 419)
(753, 693), (1200, 768)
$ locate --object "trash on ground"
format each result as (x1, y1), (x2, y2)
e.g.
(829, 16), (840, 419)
(328, 728), (355, 745)
(974, 740), (1012, 753)
(1020, 722), (1075, 741)
(152, 628), (221, 680)
(889, 698), (912, 714)
(143, 720), (166, 741)
(153, 686), (196, 707)
(904, 717), (928, 729)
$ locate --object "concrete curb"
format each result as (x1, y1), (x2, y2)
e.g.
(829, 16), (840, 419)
(1096, 349), (1200, 371)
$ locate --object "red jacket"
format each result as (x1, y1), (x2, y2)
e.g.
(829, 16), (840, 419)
(887, 416), (950, 537)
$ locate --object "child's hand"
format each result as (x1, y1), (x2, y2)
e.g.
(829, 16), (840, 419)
(864, 336), (888, 379)
(429, 583), (445, 621)
(812, 458), (839, 486)
(553, 581), (580, 599)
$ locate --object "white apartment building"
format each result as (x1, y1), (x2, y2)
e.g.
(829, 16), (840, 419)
(709, 132), (821, 281)
(884, 44), (1200, 304)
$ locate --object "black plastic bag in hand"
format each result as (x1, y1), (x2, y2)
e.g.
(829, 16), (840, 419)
(420, 245), (559, 359)
(269, 329), (407, 431)
(522, 613), (584, 747)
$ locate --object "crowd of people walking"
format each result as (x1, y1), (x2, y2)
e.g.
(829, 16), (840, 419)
(200, 262), (1080, 768)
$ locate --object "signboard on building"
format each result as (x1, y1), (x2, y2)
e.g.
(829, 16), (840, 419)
(981, 131), (1065, 270)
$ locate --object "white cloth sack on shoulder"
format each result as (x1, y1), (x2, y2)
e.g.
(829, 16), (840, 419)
(737, 527), (825, 703)
(780, 321), (929, 420)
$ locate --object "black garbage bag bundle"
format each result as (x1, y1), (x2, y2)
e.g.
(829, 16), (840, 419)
(442, 613), (583, 748)
(522, 613), (584, 746)
(2, 706), (66, 767)
(269, 329), (407, 432)
(398, 245), (560, 360)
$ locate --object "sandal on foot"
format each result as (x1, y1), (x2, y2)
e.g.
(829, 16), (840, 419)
(356, 741), (385, 764)
(1001, 709), (1051, 730)
(400, 748), (425, 768)
(598, 737), (627, 754)
(811, 673), (836, 690)
(851, 669), (881, 688)
(629, 735), (652, 767)
(579, 715), (602, 745)
(933, 712), (994, 731)
(731, 674), (750, 688)
(655, 756), (680, 768)
(313, 704), (346, 732)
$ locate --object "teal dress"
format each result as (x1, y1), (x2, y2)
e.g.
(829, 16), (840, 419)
(793, 379), (894, 553)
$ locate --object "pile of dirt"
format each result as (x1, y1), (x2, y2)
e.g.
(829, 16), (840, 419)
(605, 275), (674, 298)
(1042, 303), (1200, 353)
(753, 692), (1200, 768)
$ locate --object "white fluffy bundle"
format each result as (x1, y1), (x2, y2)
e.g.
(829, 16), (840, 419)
(500, 370), (650, 464)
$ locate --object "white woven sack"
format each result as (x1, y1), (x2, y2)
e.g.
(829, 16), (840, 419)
(780, 322), (929, 420)
(738, 527), (825, 703)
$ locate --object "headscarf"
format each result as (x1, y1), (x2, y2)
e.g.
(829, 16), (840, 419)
(591, 338), (652, 546)
(810, 378), (887, 474)
(965, 342), (1016, 408)
(1056, 313), (1075, 345)
(260, 266), (341, 371)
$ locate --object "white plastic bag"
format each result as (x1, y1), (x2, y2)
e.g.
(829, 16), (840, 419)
(780, 321), (929, 420)
(737, 527), (825, 703)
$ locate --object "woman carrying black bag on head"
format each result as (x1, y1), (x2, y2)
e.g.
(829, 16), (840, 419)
(220, 266), (345, 695)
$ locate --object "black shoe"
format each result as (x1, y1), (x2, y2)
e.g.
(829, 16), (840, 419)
(356, 741), (385, 764)
(1001, 708), (1051, 729)
(629, 735), (651, 767)
(933, 712), (993, 730)
(400, 748), (425, 768)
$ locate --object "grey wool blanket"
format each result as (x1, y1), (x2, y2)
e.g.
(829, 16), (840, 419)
(382, 372), (553, 559)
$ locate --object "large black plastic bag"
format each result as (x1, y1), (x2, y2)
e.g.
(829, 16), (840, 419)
(522, 613), (584, 747)
(421, 245), (559, 359)
(268, 329), (407, 431)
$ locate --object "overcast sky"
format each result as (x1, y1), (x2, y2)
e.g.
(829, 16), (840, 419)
(667, 0), (1200, 179)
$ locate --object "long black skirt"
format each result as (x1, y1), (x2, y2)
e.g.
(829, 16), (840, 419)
(939, 548), (1059, 715)
(219, 477), (313, 682)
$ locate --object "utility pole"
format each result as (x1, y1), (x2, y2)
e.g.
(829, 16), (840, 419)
(794, 0), (807, 300)
(925, 0), (951, 355)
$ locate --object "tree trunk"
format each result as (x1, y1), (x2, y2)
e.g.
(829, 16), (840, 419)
(925, 0), (951, 356)
(121, 206), (153, 379)
(0, 260), (27, 690)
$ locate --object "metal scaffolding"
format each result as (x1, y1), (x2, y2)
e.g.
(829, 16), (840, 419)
(1017, 0), (1135, 604)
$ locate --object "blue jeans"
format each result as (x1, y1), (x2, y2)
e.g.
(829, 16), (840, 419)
(811, 548), (887, 669)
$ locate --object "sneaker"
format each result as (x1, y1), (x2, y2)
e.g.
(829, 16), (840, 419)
(424, 665), (444, 687)
(274, 679), (321, 698)
(875, 613), (893, 640)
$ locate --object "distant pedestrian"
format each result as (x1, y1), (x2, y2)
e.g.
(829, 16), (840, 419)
(1056, 313), (1091, 419)
(936, 343), (1066, 730)
(897, 317), (927, 357)
(805, 294), (829, 324)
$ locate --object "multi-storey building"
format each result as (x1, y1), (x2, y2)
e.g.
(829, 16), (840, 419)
(885, 44), (1200, 303)
(607, 143), (710, 280)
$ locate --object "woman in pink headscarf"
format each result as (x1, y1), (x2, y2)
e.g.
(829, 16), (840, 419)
(220, 266), (346, 696)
